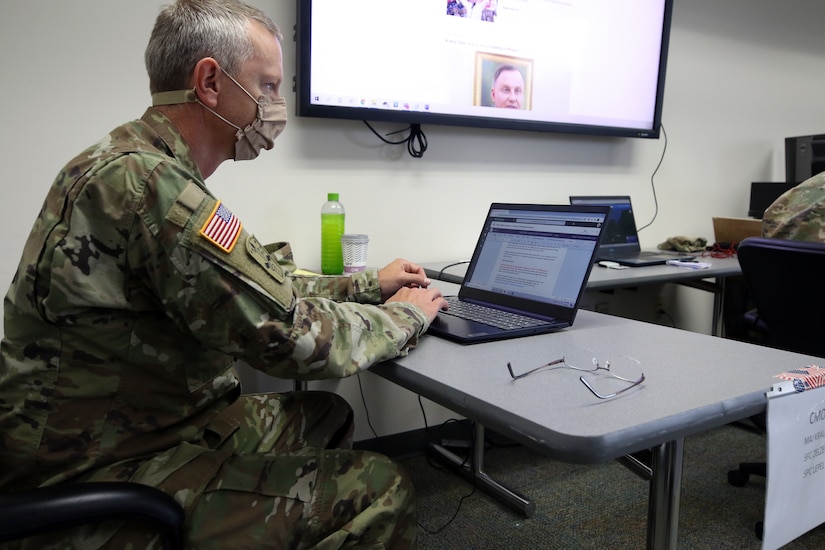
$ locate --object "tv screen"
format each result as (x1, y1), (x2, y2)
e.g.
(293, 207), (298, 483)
(295, 0), (673, 139)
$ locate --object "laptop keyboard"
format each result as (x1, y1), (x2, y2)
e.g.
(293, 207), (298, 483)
(441, 297), (548, 329)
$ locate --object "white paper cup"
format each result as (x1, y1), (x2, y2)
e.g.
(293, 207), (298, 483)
(341, 234), (369, 273)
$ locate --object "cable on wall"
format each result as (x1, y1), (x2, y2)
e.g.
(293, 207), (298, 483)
(637, 122), (668, 232)
(364, 121), (428, 158)
(356, 373), (380, 439)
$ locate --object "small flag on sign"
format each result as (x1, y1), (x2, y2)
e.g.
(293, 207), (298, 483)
(775, 365), (825, 390)
(200, 201), (242, 253)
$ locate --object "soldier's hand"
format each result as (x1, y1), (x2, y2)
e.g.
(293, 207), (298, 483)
(378, 258), (431, 301)
(385, 286), (448, 322)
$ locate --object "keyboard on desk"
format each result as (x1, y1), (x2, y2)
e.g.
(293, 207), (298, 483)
(441, 296), (548, 330)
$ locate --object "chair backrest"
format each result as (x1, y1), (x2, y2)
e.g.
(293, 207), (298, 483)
(738, 236), (825, 357)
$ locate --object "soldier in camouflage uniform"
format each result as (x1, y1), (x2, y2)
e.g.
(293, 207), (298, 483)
(762, 171), (825, 241)
(0, 0), (448, 548)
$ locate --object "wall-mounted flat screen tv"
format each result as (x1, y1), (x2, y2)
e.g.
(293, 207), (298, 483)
(295, 0), (673, 139)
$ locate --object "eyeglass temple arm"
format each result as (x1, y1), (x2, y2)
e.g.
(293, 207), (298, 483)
(580, 373), (646, 399)
(507, 358), (566, 380)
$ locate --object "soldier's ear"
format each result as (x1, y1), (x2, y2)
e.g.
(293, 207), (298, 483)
(192, 58), (221, 109)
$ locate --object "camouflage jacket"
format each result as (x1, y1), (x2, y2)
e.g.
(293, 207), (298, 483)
(0, 108), (428, 490)
(762, 171), (825, 241)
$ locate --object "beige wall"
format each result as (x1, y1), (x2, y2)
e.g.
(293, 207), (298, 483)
(2, 0), (824, 439)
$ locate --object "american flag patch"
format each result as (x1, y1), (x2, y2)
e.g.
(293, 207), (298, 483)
(775, 364), (825, 390)
(200, 201), (242, 253)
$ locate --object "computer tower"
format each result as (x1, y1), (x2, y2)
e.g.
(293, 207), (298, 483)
(785, 134), (825, 183)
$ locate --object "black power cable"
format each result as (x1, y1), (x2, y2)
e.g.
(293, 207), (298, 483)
(364, 121), (428, 158)
(415, 396), (477, 536)
(355, 378), (475, 535)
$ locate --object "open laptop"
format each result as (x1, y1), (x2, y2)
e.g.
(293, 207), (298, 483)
(427, 203), (609, 344)
(569, 195), (693, 267)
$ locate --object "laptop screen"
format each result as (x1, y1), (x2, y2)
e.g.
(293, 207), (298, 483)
(463, 205), (606, 309)
(569, 196), (640, 250)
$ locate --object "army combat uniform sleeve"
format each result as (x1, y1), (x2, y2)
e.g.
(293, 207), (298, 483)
(143, 177), (429, 381)
(271, 242), (385, 305)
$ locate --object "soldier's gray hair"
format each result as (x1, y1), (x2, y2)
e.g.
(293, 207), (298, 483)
(145, 0), (281, 94)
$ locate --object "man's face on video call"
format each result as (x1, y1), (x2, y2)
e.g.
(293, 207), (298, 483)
(491, 69), (524, 109)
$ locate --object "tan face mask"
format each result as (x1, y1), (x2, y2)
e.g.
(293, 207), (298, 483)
(151, 67), (287, 161)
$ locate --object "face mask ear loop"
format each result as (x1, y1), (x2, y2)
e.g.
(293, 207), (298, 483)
(219, 66), (261, 105)
(195, 98), (242, 132)
(197, 65), (264, 133)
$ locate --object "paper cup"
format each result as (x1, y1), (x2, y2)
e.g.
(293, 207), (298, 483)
(341, 234), (369, 273)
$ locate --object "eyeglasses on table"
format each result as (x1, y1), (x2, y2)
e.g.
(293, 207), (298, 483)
(506, 349), (645, 399)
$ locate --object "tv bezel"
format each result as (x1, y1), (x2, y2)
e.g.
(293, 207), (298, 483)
(294, 0), (674, 139)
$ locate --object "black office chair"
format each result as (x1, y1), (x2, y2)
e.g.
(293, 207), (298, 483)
(0, 481), (185, 549)
(734, 237), (825, 356)
(726, 236), (825, 537)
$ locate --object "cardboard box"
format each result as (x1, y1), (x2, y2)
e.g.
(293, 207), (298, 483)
(712, 216), (763, 244)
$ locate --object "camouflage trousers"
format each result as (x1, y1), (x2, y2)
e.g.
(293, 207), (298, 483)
(17, 392), (417, 550)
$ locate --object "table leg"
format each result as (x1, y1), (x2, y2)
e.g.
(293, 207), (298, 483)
(430, 423), (684, 546)
(646, 438), (685, 550)
(712, 277), (726, 337)
(428, 423), (535, 517)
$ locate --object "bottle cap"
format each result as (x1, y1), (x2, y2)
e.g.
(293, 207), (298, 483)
(328, 193), (339, 201)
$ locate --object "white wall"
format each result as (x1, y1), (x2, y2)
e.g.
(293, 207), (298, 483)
(2, 0), (824, 440)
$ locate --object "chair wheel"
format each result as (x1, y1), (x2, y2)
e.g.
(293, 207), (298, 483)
(728, 468), (750, 486)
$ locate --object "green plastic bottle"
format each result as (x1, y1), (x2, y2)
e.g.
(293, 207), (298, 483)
(321, 193), (345, 274)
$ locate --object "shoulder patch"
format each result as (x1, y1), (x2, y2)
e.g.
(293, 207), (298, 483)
(200, 201), (242, 253)
(241, 235), (293, 312)
(166, 181), (207, 229)
(178, 181), (207, 211)
(247, 235), (285, 283)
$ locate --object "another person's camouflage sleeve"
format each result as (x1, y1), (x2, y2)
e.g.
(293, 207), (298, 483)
(143, 181), (429, 380)
(763, 171), (825, 242)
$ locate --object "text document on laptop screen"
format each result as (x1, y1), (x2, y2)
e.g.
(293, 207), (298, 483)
(464, 207), (604, 308)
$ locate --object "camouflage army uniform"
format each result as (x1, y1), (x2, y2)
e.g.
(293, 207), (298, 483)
(0, 108), (427, 549)
(762, 171), (825, 241)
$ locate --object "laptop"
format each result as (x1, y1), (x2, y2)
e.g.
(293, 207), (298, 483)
(427, 203), (609, 344)
(569, 195), (694, 267)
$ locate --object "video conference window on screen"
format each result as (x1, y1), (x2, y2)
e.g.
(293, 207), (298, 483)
(304, 0), (669, 135)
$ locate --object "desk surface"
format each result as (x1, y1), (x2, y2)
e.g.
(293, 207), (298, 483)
(423, 255), (742, 290)
(373, 281), (818, 465)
